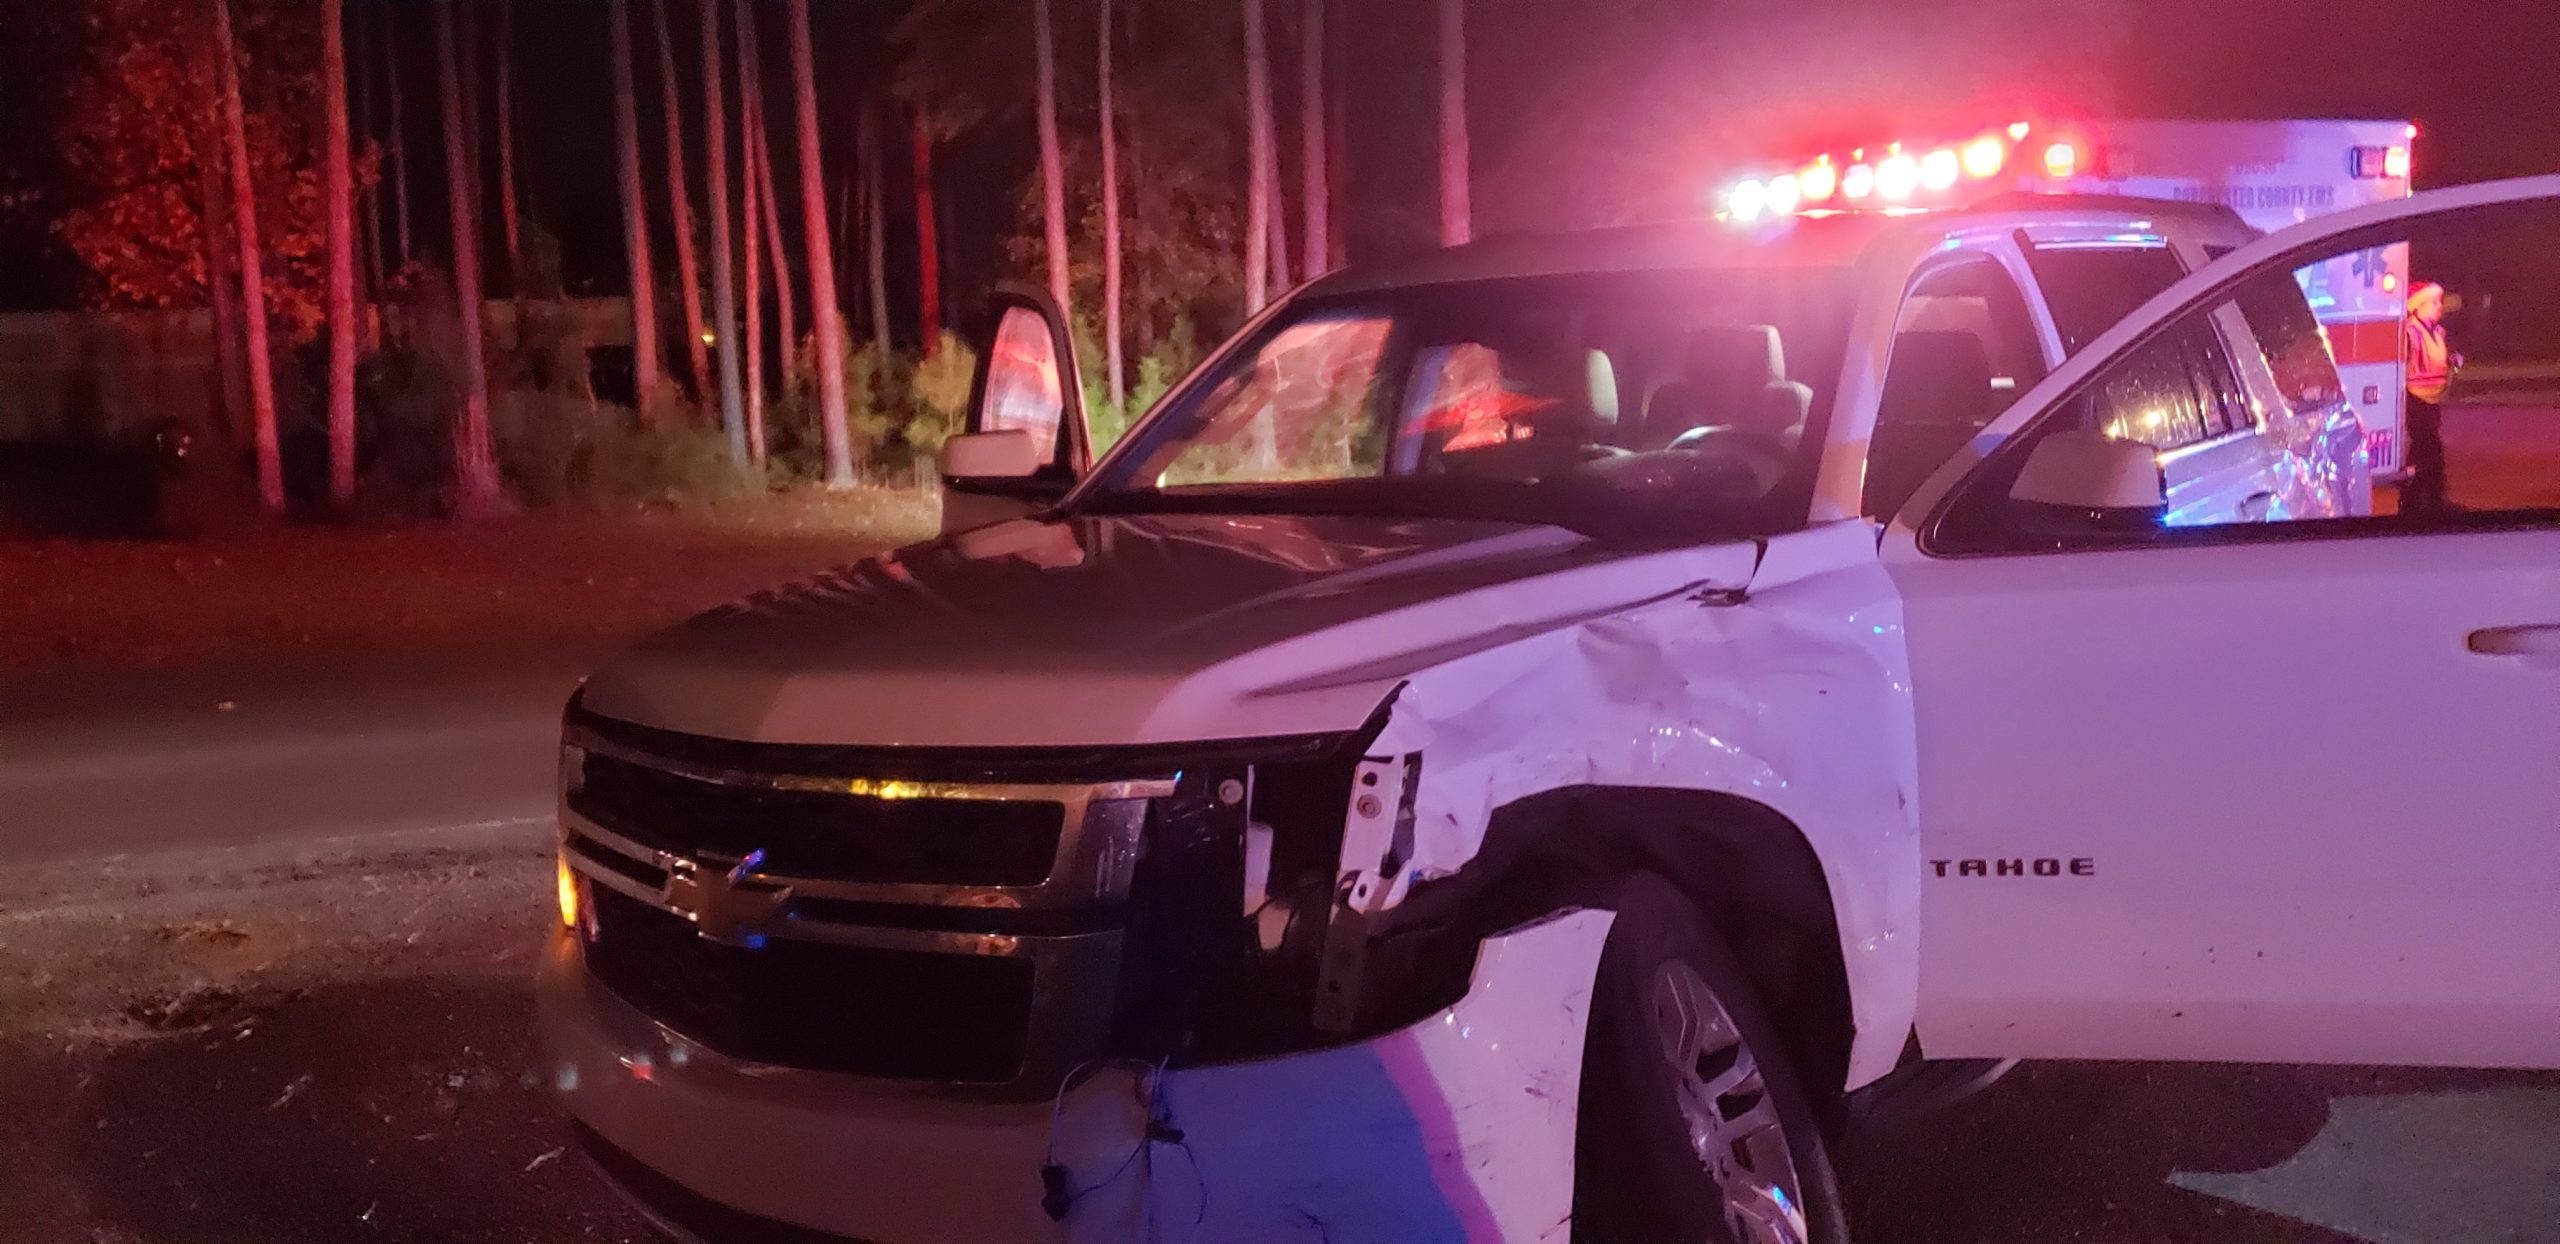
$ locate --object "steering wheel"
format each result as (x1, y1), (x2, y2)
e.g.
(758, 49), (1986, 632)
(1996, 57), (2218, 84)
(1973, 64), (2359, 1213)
(1664, 424), (1793, 496)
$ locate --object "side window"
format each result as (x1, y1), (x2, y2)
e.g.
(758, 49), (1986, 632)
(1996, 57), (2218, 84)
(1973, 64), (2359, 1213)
(1862, 257), (2048, 520)
(1932, 195), (2560, 553)
(2229, 265), (2348, 416)
(2024, 244), (2188, 355)
(2080, 323), (2212, 449)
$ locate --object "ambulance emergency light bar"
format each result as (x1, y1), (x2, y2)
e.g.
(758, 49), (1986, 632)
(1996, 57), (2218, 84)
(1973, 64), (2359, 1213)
(1718, 120), (2414, 222)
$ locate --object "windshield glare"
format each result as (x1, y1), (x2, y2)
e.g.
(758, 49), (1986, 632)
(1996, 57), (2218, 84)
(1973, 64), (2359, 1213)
(1083, 268), (1859, 538)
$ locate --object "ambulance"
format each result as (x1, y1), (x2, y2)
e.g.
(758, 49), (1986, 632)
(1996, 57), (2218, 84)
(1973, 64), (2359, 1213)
(1724, 118), (2419, 474)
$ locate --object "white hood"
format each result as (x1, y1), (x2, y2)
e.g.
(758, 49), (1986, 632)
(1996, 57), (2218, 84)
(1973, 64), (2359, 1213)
(577, 512), (1760, 748)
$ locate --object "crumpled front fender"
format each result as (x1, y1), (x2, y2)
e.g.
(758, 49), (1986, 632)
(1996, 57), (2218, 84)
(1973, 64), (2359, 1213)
(1372, 523), (1918, 1090)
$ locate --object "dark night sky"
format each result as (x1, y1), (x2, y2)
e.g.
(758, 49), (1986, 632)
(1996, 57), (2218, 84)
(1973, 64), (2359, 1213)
(2, 0), (2555, 319)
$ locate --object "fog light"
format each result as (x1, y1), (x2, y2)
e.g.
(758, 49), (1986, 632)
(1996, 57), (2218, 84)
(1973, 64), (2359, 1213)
(557, 853), (582, 931)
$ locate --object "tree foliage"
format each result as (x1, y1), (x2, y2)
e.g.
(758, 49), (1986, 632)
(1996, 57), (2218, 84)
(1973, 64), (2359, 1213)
(53, 0), (375, 342)
(988, 0), (1247, 365)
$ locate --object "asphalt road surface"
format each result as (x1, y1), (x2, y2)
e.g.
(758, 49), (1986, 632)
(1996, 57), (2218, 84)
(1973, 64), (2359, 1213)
(0, 642), (587, 868)
(4, 403), (2557, 1243)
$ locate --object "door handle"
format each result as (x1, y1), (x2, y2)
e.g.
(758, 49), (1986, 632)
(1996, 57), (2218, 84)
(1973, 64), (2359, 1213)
(2467, 624), (2560, 663)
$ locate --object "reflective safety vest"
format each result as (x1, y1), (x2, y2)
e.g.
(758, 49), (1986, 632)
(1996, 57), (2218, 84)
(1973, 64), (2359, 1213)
(2406, 316), (2451, 403)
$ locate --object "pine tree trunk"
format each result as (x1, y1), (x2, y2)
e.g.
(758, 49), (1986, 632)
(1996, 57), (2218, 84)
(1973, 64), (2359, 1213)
(386, 9), (411, 267)
(437, 0), (503, 518)
(195, 39), (247, 447)
(861, 102), (891, 354)
(323, 0), (358, 507)
(700, 0), (745, 462)
(1268, 165), (1291, 291)
(788, 0), (854, 485)
(911, 113), (940, 351)
(1032, 0), (1071, 319)
(495, 0), (522, 286)
(739, 2), (793, 385)
(654, 0), (711, 398)
(354, 1), (386, 305)
(1299, 0), (1327, 277)
(835, 176), (851, 303)
(1437, 0), (1470, 246)
(213, 0), (283, 515)
(738, 1), (765, 464)
(1098, 0), (1123, 407)
(458, 0), (482, 215)
(1327, 22), (1347, 271)
(1241, 0), (1272, 313)
(609, 3), (663, 418)
(1241, 0), (1279, 468)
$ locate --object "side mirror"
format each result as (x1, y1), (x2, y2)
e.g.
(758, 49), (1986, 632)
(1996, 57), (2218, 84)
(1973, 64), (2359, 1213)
(944, 292), (1091, 537)
(942, 430), (1041, 481)
(2009, 429), (2164, 532)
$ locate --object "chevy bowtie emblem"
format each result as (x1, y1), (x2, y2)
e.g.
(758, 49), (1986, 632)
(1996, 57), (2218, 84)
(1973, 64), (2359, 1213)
(663, 848), (793, 946)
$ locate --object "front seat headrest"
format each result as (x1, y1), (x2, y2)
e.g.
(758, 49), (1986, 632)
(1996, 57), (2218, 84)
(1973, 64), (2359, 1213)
(1878, 330), (1998, 429)
(1683, 324), (1785, 387)
(1746, 380), (1812, 440)
(1584, 350), (1619, 427)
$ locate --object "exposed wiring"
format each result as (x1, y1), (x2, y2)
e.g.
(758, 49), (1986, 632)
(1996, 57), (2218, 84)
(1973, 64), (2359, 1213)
(1173, 1134), (1209, 1244)
(1043, 1057), (1187, 1234)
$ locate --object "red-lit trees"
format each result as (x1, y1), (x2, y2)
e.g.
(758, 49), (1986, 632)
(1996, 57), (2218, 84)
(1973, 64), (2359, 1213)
(609, 2), (664, 418)
(322, 0), (357, 505)
(434, 0), (503, 518)
(700, 0), (746, 461)
(212, 0), (282, 514)
(788, 0), (855, 485)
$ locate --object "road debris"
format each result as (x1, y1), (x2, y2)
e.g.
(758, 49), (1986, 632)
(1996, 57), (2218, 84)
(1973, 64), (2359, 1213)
(268, 1073), (314, 1110)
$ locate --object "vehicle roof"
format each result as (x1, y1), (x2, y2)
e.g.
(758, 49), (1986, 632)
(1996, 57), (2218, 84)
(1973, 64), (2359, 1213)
(1302, 196), (2249, 299)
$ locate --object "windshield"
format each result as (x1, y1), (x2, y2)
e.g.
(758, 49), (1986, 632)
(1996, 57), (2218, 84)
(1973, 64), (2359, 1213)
(1075, 268), (1860, 540)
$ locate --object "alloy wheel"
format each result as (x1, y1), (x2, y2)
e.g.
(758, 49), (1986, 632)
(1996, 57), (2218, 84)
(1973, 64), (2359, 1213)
(1650, 959), (1812, 1244)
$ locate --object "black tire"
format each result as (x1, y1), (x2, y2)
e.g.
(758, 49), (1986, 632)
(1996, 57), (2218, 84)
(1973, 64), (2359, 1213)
(1573, 873), (1850, 1244)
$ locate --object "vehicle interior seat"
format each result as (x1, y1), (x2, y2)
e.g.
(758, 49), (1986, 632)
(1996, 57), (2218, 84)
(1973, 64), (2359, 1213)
(1640, 324), (1804, 450)
(1425, 343), (1618, 477)
(1861, 328), (2000, 520)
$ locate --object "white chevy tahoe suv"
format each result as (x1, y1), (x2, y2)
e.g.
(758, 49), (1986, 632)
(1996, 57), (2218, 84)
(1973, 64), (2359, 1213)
(542, 176), (2560, 1244)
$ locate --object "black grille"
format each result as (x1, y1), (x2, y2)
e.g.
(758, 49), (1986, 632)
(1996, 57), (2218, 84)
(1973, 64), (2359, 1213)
(571, 752), (1063, 886)
(568, 698), (1350, 784)
(582, 888), (1037, 1083)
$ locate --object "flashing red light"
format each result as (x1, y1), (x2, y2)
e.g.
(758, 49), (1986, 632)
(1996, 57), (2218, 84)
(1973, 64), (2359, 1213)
(2007, 121), (2032, 141)
(1875, 152), (1920, 201)
(2042, 140), (2080, 179)
(1727, 178), (1769, 222)
(1765, 172), (1802, 216)
(2383, 145), (2411, 179)
(1920, 149), (1961, 192)
(1962, 137), (2007, 179)
(1841, 162), (1877, 200)
(1799, 160), (1838, 203)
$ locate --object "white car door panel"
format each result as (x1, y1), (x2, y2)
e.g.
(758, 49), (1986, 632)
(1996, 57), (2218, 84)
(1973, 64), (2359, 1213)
(1897, 529), (2560, 1066)
(1884, 175), (2560, 1068)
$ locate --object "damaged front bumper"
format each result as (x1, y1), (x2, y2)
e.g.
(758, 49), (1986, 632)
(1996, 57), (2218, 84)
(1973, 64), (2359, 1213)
(538, 908), (1611, 1244)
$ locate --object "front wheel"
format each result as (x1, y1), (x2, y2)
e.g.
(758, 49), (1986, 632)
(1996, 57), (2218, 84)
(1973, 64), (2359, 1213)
(1573, 874), (1849, 1244)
